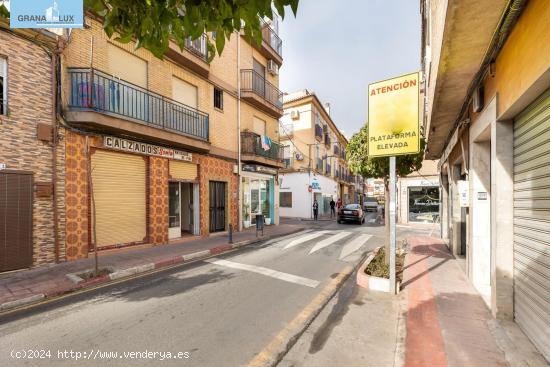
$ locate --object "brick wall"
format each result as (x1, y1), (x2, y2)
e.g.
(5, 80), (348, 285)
(0, 30), (57, 266)
(198, 156), (239, 236)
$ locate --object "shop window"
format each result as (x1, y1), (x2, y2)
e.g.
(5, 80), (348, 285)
(408, 186), (440, 223)
(214, 87), (223, 110)
(280, 192), (292, 207)
(0, 57), (6, 115)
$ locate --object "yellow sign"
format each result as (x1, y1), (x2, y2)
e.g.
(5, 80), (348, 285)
(368, 72), (420, 157)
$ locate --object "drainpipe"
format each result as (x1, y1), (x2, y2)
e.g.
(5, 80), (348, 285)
(52, 49), (59, 263)
(237, 30), (242, 231)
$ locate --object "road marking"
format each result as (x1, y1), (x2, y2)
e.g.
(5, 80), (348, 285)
(246, 266), (353, 367)
(308, 231), (351, 255)
(263, 229), (313, 245)
(368, 218), (376, 223)
(205, 259), (320, 288)
(283, 231), (329, 250)
(339, 234), (372, 260)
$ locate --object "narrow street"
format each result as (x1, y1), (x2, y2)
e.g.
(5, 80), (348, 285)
(0, 213), (431, 367)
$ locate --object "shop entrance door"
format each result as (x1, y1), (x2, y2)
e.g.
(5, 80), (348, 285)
(169, 182), (197, 239)
(209, 181), (226, 232)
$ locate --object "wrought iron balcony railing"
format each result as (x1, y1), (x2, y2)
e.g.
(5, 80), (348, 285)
(68, 68), (209, 141)
(240, 69), (283, 110)
(260, 18), (282, 56)
(184, 34), (208, 61)
(241, 131), (283, 162)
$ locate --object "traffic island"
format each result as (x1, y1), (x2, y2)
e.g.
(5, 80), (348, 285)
(356, 247), (405, 293)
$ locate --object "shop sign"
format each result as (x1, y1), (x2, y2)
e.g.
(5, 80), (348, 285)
(311, 182), (321, 190)
(103, 136), (192, 162)
(367, 72), (420, 157)
(241, 164), (277, 175)
(10, 0), (84, 29)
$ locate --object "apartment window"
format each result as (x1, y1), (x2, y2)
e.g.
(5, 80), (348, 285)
(214, 87), (223, 110)
(0, 57), (6, 115)
(280, 192), (292, 208)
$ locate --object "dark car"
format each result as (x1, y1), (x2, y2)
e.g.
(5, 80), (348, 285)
(337, 204), (365, 224)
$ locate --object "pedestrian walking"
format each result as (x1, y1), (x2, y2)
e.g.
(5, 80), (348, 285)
(313, 199), (319, 221)
(330, 198), (336, 218)
(336, 198), (342, 211)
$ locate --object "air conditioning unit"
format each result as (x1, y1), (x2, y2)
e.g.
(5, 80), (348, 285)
(295, 153), (304, 161)
(267, 60), (279, 75)
(290, 110), (300, 120)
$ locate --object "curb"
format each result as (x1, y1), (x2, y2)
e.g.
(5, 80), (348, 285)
(356, 246), (391, 293)
(0, 228), (306, 313)
(248, 249), (371, 367)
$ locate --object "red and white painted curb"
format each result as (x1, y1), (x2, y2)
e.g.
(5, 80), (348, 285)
(0, 229), (305, 313)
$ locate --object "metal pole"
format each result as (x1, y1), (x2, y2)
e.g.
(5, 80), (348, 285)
(389, 156), (397, 295)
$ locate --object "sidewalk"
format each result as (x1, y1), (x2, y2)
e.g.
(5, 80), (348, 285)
(0, 223), (305, 312)
(281, 235), (547, 367)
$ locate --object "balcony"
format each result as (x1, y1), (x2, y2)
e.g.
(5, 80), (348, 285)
(324, 133), (331, 146)
(252, 18), (282, 66)
(314, 124), (323, 141)
(240, 70), (283, 118)
(241, 131), (284, 168)
(67, 68), (210, 151)
(279, 123), (293, 137)
(165, 34), (209, 77)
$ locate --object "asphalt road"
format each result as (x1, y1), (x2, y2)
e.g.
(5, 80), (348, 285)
(0, 212), (437, 367)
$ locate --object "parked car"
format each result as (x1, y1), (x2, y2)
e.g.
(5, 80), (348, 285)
(337, 204), (365, 224)
(363, 197), (379, 212)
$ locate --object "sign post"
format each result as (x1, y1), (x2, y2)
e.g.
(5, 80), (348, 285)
(389, 156), (396, 294)
(367, 72), (420, 295)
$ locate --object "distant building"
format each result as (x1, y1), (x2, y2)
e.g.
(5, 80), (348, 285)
(278, 90), (360, 219)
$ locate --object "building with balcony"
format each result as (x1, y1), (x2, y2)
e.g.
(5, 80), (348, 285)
(422, 0), (550, 361)
(53, 12), (284, 261)
(278, 90), (353, 219)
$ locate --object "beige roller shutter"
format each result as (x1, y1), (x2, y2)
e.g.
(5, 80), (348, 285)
(91, 150), (146, 248)
(513, 88), (550, 361)
(107, 44), (148, 88)
(253, 116), (266, 135)
(172, 77), (198, 108)
(170, 161), (197, 181)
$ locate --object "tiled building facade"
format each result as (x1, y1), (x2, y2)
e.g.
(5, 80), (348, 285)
(1, 12), (285, 269)
(0, 25), (63, 270)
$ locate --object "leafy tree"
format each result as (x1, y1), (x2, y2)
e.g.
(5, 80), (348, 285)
(0, 0), (299, 59)
(347, 123), (426, 263)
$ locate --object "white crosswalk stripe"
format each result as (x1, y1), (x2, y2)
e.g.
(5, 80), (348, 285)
(308, 232), (352, 255)
(283, 231), (329, 250)
(339, 234), (372, 260)
(205, 259), (320, 288)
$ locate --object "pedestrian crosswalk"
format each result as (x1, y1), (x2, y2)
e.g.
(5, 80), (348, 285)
(276, 230), (373, 260)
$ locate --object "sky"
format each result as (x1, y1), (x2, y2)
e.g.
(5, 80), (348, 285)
(279, 0), (421, 139)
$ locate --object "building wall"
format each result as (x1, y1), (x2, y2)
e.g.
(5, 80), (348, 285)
(426, 0), (550, 325)
(198, 156), (239, 235)
(0, 30), (57, 265)
(279, 172), (338, 218)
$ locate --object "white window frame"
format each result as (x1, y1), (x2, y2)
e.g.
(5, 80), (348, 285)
(0, 57), (7, 115)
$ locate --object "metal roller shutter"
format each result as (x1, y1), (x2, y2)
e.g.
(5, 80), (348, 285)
(513, 88), (550, 361)
(91, 150), (146, 248)
(170, 161), (197, 181)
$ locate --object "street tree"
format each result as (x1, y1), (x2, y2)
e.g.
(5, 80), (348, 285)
(347, 123), (426, 263)
(0, 0), (299, 59)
